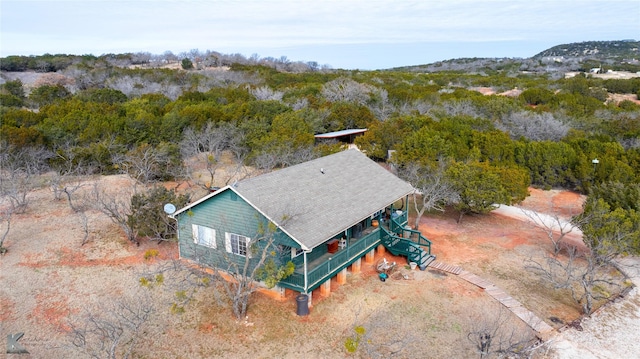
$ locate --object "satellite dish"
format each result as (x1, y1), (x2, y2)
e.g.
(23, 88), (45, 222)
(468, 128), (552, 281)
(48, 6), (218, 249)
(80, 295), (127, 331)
(163, 203), (176, 215)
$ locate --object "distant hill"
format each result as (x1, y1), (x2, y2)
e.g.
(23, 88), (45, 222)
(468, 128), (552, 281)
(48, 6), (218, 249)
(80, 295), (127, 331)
(532, 40), (639, 60)
(393, 40), (640, 75)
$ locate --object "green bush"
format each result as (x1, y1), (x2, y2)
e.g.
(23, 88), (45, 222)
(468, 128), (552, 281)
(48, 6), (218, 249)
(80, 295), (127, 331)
(144, 249), (159, 260)
(181, 58), (193, 70)
(128, 186), (190, 241)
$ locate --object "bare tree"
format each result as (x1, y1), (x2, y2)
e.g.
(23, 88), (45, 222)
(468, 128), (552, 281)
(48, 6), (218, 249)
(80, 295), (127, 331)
(528, 195), (636, 315)
(498, 111), (569, 142)
(367, 87), (395, 121)
(435, 99), (479, 118)
(60, 181), (94, 246)
(180, 123), (249, 190)
(354, 307), (421, 359)
(0, 205), (13, 254)
(181, 209), (297, 320)
(90, 182), (138, 244)
(49, 171), (84, 202)
(252, 146), (318, 173)
(466, 303), (539, 358)
(527, 244), (624, 315)
(116, 144), (161, 184)
(398, 161), (459, 230)
(67, 293), (154, 359)
(249, 85), (284, 101)
(0, 144), (51, 213)
(520, 208), (582, 255)
(215, 222), (294, 320)
(321, 77), (376, 105)
(49, 144), (93, 202)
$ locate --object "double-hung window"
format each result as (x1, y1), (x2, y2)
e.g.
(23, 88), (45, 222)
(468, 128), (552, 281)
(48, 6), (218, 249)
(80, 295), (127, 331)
(192, 224), (216, 248)
(225, 233), (250, 257)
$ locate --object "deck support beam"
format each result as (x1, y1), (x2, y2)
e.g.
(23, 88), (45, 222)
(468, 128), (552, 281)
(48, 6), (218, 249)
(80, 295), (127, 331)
(376, 244), (386, 256)
(337, 268), (347, 284)
(365, 249), (375, 264)
(320, 279), (331, 297)
(351, 258), (361, 274)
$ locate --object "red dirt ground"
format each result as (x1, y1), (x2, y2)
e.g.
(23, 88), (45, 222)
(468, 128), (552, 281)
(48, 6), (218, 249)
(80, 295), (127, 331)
(1, 182), (591, 358)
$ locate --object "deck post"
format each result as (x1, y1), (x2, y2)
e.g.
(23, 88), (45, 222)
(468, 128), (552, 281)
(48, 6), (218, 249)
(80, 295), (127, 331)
(337, 268), (347, 284)
(307, 291), (313, 307)
(351, 258), (361, 274)
(303, 250), (309, 293)
(376, 244), (386, 256)
(320, 279), (331, 297)
(365, 249), (375, 264)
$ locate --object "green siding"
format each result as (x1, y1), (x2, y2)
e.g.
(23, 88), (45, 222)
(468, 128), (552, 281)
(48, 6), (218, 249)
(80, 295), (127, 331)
(176, 189), (299, 272)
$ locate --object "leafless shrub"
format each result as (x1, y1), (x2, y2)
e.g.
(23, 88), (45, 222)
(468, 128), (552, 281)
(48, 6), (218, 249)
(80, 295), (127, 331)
(527, 244), (625, 315)
(498, 111), (569, 141)
(411, 99), (438, 116)
(354, 307), (421, 359)
(0, 144), (51, 213)
(135, 259), (222, 313)
(252, 146), (317, 173)
(67, 292), (154, 359)
(439, 99), (479, 118)
(465, 303), (540, 358)
(89, 182), (138, 244)
(49, 146), (93, 202)
(520, 207), (582, 255)
(249, 85), (284, 101)
(321, 77), (377, 105)
(180, 123), (249, 190)
(367, 87), (395, 121)
(0, 205), (13, 254)
(399, 161), (459, 230)
(197, 70), (261, 90)
(289, 97), (309, 110)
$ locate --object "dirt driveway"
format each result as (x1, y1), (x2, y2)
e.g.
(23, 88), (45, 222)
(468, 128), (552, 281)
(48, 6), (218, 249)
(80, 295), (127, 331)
(1, 180), (634, 358)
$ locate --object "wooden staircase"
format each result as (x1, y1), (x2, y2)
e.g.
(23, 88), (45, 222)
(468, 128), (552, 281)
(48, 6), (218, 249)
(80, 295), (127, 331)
(380, 216), (435, 270)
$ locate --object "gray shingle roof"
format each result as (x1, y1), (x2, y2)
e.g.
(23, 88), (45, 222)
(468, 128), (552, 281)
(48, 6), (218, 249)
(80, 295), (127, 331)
(234, 149), (414, 250)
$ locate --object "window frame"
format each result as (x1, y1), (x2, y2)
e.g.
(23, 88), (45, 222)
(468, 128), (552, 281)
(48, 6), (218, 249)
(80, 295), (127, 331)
(192, 224), (216, 248)
(225, 232), (250, 257)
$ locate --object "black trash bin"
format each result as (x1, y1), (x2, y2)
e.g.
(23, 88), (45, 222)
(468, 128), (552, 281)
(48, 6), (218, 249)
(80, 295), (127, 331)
(296, 294), (309, 316)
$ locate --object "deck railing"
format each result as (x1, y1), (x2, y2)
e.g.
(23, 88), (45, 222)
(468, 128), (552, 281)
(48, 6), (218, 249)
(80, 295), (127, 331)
(388, 213), (431, 255)
(278, 228), (381, 292)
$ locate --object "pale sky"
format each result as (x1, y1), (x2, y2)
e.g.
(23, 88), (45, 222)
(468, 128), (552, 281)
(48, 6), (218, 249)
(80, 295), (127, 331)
(1, 0), (638, 69)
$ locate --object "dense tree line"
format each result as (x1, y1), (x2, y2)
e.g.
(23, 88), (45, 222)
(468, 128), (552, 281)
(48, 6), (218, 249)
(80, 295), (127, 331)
(1, 56), (639, 244)
(2, 59), (638, 181)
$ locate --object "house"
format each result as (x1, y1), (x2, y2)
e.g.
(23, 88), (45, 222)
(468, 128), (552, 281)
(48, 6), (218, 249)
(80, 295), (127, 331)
(171, 149), (434, 309)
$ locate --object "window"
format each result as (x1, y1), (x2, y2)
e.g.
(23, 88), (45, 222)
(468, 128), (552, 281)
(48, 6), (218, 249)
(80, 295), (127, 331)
(192, 224), (216, 248)
(225, 233), (250, 257)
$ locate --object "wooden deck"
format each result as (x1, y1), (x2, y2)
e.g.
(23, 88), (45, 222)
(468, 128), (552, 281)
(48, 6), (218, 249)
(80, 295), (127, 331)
(293, 236), (364, 274)
(429, 260), (463, 275)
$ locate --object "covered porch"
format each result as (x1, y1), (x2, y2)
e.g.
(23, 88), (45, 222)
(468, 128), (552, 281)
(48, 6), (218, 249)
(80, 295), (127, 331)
(278, 220), (383, 293)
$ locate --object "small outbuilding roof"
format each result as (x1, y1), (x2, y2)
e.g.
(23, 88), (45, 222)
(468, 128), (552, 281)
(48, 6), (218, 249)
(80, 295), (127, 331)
(314, 128), (367, 139)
